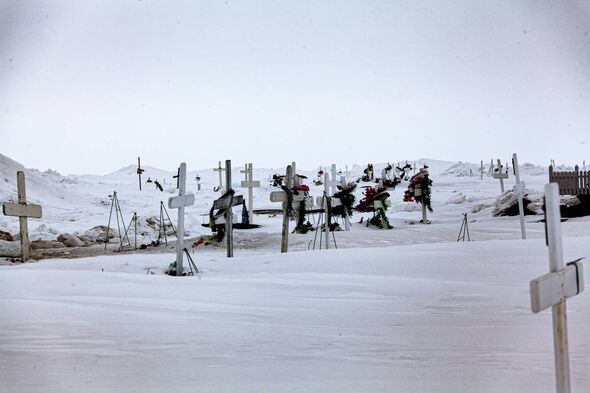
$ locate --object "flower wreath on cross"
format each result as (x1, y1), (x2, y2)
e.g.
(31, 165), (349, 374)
(403, 168), (433, 212)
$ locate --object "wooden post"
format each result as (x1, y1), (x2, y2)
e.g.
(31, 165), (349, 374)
(240, 163), (260, 224)
(530, 183), (586, 393)
(168, 163), (195, 276)
(281, 165), (293, 253)
(513, 153), (526, 239)
(225, 160), (233, 257)
(137, 157), (144, 191)
(1, 171), (43, 261)
(213, 161), (225, 194)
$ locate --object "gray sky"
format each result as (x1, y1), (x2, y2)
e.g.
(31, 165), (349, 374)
(1, 1), (589, 175)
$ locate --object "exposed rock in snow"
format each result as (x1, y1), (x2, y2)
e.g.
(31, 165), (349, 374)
(0, 239), (20, 257)
(493, 189), (543, 216)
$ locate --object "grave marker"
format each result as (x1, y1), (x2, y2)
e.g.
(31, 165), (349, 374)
(492, 159), (508, 193)
(512, 153), (526, 239)
(213, 161), (225, 193)
(213, 162), (244, 258)
(271, 165), (292, 253)
(168, 163), (195, 276)
(137, 157), (144, 191)
(530, 183), (585, 393)
(240, 163), (260, 224)
(2, 171), (42, 261)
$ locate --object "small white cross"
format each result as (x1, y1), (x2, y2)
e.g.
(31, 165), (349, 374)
(240, 163), (260, 224)
(168, 163), (194, 276)
(213, 161), (226, 194)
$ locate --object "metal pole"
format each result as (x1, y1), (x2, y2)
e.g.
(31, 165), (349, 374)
(225, 160), (233, 258)
(545, 183), (571, 393)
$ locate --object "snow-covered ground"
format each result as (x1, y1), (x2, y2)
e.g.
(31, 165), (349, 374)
(2, 154), (590, 392)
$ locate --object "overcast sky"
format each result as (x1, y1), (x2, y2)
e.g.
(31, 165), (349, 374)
(1, 1), (589, 175)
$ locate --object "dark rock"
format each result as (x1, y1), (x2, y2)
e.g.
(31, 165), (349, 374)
(31, 240), (66, 250)
(0, 230), (13, 241)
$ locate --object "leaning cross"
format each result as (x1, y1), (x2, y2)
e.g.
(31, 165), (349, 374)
(168, 163), (195, 276)
(213, 161), (226, 194)
(530, 183), (585, 393)
(240, 163), (260, 224)
(2, 171), (42, 261)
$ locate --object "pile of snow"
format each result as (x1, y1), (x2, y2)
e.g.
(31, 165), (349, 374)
(441, 161), (480, 177)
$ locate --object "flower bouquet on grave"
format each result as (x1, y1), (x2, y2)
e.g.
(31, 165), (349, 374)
(403, 169), (433, 212)
(368, 188), (393, 229)
(291, 184), (313, 234)
(355, 186), (377, 212)
(332, 183), (356, 219)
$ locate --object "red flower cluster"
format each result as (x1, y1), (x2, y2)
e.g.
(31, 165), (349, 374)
(292, 184), (310, 192)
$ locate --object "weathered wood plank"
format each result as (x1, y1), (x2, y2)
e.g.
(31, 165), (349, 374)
(2, 202), (42, 219)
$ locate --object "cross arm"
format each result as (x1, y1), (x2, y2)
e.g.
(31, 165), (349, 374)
(530, 260), (584, 313)
(2, 202), (42, 219)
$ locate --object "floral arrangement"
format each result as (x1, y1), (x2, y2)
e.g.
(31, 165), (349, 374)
(403, 169), (433, 212)
(332, 183), (356, 218)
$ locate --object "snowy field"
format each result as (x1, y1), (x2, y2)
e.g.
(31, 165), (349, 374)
(2, 154), (590, 392)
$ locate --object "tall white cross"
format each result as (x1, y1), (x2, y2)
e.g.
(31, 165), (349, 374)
(168, 163), (195, 276)
(512, 153), (526, 239)
(213, 161), (226, 194)
(240, 163), (260, 224)
(2, 171), (42, 261)
(530, 183), (584, 393)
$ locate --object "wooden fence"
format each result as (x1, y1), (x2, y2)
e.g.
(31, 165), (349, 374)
(549, 165), (590, 195)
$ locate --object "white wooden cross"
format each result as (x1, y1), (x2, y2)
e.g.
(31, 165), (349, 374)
(316, 173), (351, 236)
(240, 163), (260, 224)
(270, 165), (314, 252)
(492, 159), (508, 193)
(213, 161), (226, 194)
(328, 164), (338, 195)
(168, 162), (195, 276)
(512, 153), (526, 239)
(2, 171), (42, 261)
(530, 183), (584, 393)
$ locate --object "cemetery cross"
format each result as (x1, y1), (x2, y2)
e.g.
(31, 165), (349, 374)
(213, 161), (225, 194)
(240, 163), (260, 224)
(2, 171), (42, 261)
(530, 183), (585, 393)
(168, 162), (195, 276)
